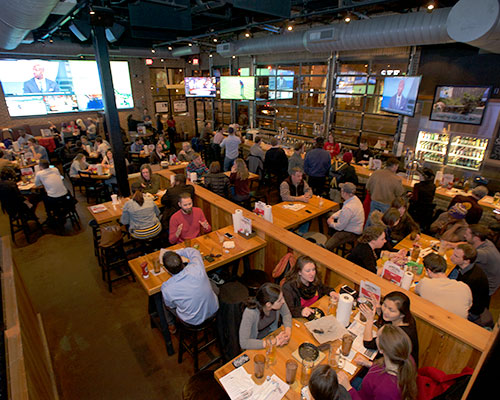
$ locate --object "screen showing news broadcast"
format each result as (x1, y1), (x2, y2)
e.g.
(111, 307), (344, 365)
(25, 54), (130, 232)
(184, 77), (217, 97)
(0, 59), (134, 117)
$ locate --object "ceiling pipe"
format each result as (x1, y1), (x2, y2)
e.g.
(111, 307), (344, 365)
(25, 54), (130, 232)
(0, 0), (60, 50)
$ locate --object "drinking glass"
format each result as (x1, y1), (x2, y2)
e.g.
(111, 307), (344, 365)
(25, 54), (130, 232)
(300, 360), (313, 386)
(253, 354), (266, 379)
(285, 359), (298, 384)
(493, 192), (500, 206)
(341, 334), (354, 357)
(266, 336), (277, 366)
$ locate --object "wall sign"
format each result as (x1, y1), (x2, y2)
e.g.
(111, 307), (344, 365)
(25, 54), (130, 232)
(173, 100), (187, 113)
(155, 101), (169, 113)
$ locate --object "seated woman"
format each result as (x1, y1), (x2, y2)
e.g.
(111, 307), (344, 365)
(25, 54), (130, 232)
(309, 365), (351, 400)
(338, 324), (418, 400)
(239, 283), (292, 350)
(120, 184), (161, 240)
(282, 255), (338, 318)
(390, 197), (420, 243)
(409, 168), (436, 220)
(324, 133), (341, 159)
(430, 203), (469, 244)
(359, 291), (419, 366)
(138, 164), (160, 194)
(369, 208), (402, 251)
(347, 225), (386, 274)
(203, 161), (229, 197)
(156, 135), (170, 160)
(229, 158), (250, 203)
(69, 153), (88, 178)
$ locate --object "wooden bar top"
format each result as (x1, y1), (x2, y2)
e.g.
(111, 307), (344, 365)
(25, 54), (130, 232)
(214, 296), (368, 399)
(272, 196), (338, 230)
(128, 226), (267, 296)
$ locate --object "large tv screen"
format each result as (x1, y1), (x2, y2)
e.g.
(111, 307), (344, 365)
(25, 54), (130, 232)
(0, 59), (134, 117)
(269, 69), (294, 100)
(430, 85), (491, 125)
(184, 77), (216, 97)
(220, 76), (255, 100)
(380, 76), (422, 117)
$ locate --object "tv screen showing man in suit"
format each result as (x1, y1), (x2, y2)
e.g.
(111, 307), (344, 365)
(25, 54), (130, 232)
(23, 63), (61, 94)
(381, 76), (422, 117)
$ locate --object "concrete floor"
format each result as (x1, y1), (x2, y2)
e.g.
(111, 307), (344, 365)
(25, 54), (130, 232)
(2, 188), (197, 399)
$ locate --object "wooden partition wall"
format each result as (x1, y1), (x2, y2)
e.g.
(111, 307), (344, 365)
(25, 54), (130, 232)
(193, 184), (492, 375)
(1, 237), (59, 400)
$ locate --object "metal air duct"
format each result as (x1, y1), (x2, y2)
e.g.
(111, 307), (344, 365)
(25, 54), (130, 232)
(0, 0), (60, 50)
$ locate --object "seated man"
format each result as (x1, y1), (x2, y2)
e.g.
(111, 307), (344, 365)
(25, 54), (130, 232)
(465, 224), (500, 297)
(178, 142), (196, 162)
(325, 182), (364, 251)
(94, 137), (110, 158)
(27, 138), (49, 161)
(161, 247), (219, 333)
(416, 253), (472, 318)
(186, 153), (209, 179)
(448, 185), (488, 225)
(16, 129), (34, 148)
(0, 149), (13, 171)
(279, 167), (312, 203)
(449, 243), (490, 324)
(169, 193), (211, 244)
(130, 137), (144, 153)
(34, 160), (70, 213)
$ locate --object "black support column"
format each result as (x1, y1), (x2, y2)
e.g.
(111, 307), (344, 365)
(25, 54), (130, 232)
(92, 25), (129, 197)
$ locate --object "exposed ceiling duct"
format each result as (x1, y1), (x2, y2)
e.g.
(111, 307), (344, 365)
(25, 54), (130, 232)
(0, 0), (60, 50)
(217, 0), (500, 57)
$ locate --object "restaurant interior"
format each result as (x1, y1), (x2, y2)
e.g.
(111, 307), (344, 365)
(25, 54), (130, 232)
(1, 0), (499, 399)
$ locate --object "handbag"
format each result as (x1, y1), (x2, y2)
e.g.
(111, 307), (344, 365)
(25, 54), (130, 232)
(99, 224), (124, 248)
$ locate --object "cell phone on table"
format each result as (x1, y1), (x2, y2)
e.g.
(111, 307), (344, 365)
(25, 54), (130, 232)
(224, 232), (234, 239)
(232, 353), (250, 368)
(305, 210), (312, 214)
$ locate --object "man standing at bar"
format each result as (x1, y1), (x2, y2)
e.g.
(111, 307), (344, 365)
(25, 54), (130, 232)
(264, 137), (288, 184)
(220, 127), (242, 171)
(304, 136), (330, 196)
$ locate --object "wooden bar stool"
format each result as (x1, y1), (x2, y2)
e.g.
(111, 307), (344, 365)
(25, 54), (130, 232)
(177, 314), (222, 373)
(99, 239), (135, 292)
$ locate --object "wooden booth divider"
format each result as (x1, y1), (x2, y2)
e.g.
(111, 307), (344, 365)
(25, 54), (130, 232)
(193, 184), (491, 374)
(1, 237), (59, 400)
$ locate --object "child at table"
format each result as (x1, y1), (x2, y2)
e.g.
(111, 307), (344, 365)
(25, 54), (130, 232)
(338, 325), (418, 400)
(309, 365), (352, 400)
(282, 255), (339, 318)
(239, 283), (292, 350)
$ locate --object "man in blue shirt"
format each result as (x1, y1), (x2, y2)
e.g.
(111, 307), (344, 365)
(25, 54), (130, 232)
(161, 247), (219, 332)
(220, 127), (242, 171)
(304, 136), (331, 196)
(130, 137), (144, 153)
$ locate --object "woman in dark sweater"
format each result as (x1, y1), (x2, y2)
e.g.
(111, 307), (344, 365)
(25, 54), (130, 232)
(230, 158), (250, 202)
(347, 225), (387, 274)
(282, 256), (339, 318)
(359, 291), (420, 366)
(203, 161), (229, 197)
(391, 197), (420, 243)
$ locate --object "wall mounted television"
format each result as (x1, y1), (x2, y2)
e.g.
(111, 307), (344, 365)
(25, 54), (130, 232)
(0, 59), (134, 117)
(430, 85), (492, 125)
(380, 76), (422, 117)
(184, 76), (216, 97)
(220, 76), (255, 100)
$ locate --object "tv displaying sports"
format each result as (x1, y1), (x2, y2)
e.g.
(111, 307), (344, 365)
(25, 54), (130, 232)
(380, 76), (422, 117)
(184, 77), (216, 97)
(430, 85), (491, 125)
(269, 69), (294, 100)
(0, 59), (134, 117)
(220, 76), (255, 100)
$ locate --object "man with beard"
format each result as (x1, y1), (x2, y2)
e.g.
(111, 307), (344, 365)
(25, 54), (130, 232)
(169, 193), (211, 244)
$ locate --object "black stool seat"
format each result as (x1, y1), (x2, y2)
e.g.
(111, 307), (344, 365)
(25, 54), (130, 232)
(177, 314), (222, 373)
(239, 269), (271, 297)
(99, 239), (135, 292)
(182, 370), (230, 400)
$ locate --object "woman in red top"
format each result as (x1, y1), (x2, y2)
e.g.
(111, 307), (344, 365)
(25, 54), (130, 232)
(229, 158), (250, 202)
(324, 133), (340, 159)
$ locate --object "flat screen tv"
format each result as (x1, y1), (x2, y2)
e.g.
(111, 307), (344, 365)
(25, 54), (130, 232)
(184, 77), (216, 97)
(220, 76), (255, 100)
(269, 69), (294, 100)
(0, 59), (134, 117)
(380, 76), (422, 117)
(430, 85), (492, 125)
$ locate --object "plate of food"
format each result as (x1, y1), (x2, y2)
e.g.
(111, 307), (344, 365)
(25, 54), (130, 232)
(306, 307), (325, 321)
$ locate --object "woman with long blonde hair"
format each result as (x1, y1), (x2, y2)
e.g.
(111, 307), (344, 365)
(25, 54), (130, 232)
(69, 153), (88, 178)
(229, 158), (250, 202)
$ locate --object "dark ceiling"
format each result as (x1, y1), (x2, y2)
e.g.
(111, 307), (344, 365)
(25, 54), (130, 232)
(32, 0), (459, 51)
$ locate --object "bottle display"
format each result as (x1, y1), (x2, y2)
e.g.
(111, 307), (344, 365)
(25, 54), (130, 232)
(415, 131), (449, 164)
(446, 136), (488, 171)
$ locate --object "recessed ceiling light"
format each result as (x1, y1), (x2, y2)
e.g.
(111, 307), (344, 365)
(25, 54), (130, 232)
(168, 46), (173, 51)
(245, 32), (251, 38)
(213, 38), (218, 42)
(151, 49), (156, 53)
(344, 16), (351, 23)
(287, 25), (293, 31)
(232, 55), (236, 59)
(188, 43), (193, 47)
(427, 3), (435, 11)
(209, 54), (213, 58)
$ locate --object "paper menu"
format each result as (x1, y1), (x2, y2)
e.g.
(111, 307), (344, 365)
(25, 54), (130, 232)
(381, 261), (405, 285)
(219, 368), (289, 400)
(348, 320), (378, 361)
(359, 280), (381, 302)
(282, 203), (306, 211)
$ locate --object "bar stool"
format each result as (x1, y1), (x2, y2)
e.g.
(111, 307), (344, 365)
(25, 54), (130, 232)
(177, 314), (222, 373)
(240, 269), (270, 297)
(182, 370), (230, 400)
(99, 239), (135, 292)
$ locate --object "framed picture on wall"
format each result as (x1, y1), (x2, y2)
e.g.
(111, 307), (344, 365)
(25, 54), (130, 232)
(173, 100), (187, 113)
(155, 101), (169, 113)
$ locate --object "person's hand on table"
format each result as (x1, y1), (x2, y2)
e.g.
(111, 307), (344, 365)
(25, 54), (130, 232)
(354, 357), (373, 368)
(175, 223), (184, 237)
(275, 330), (290, 347)
(337, 371), (352, 391)
(396, 248), (408, 257)
(199, 220), (210, 231)
(301, 307), (314, 318)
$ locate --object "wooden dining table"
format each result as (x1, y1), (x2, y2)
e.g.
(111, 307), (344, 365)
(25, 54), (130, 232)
(214, 296), (370, 399)
(128, 225), (267, 355)
(272, 196), (338, 231)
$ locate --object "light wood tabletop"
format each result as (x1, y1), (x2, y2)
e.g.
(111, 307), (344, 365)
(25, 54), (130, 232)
(128, 225), (267, 296)
(223, 171), (260, 181)
(87, 193), (164, 225)
(272, 196), (338, 230)
(214, 296), (369, 399)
